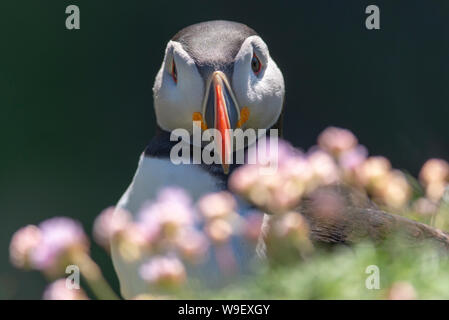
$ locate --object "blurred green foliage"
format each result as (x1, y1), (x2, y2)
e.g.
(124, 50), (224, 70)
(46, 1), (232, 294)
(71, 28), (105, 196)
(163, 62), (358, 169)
(199, 240), (449, 299)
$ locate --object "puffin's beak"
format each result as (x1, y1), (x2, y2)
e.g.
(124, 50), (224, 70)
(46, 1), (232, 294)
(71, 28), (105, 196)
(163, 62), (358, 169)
(203, 71), (240, 174)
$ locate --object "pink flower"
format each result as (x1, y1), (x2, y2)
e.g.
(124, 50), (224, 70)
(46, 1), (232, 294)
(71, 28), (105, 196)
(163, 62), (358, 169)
(139, 255), (186, 288)
(356, 156), (391, 188)
(280, 154), (312, 178)
(197, 191), (236, 220)
(174, 229), (209, 263)
(419, 159), (449, 201)
(425, 181), (447, 202)
(93, 207), (131, 250)
(377, 170), (412, 209)
(205, 219), (233, 244)
(419, 158), (449, 186)
(228, 164), (260, 194)
(388, 282), (416, 300)
(229, 139), (298, 196)
(31, 217), (88, 272)
(138, 187), (195, 242)
(113, 222), (148, 263)
(413, 198), (438, 216)
(246, 138), (298, 168)
(317, 126), (358, 156)
(339, 145), (368, 171)
(231, 141), (318, 213)
(273, 212), (309, 239)
(9, 225), (42, 269)
(157, 187), (193, 206)
(43, 279), (88, 300)
(307, 149), (340, 186)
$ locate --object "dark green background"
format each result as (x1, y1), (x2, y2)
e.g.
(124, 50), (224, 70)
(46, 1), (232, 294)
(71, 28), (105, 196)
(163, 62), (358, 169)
(1, 0), (448, 299)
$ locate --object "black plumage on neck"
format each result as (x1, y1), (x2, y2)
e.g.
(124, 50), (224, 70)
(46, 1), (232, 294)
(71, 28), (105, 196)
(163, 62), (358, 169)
(144, 113), (284, 188)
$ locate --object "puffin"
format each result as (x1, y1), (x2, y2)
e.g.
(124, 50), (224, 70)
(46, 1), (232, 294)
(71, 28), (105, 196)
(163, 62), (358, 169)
(110, 20), (449, 299)
(111, 20), (285, 298)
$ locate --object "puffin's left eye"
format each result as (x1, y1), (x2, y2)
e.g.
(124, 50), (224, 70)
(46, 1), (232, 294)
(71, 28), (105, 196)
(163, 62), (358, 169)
(171, 60), (178, 84)
(251, 54), (262, 75)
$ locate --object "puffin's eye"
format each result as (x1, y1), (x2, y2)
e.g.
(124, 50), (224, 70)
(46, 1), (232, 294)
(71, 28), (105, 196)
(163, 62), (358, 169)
(251, 54), (262, 75)
(171, 60), (178, 84)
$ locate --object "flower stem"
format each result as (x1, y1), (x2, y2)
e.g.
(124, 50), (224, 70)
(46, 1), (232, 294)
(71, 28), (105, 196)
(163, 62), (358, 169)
(71, 251), (120, 300)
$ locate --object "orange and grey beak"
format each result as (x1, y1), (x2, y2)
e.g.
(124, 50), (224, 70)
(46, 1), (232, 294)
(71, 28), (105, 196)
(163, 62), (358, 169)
(203, 71), (240, 174)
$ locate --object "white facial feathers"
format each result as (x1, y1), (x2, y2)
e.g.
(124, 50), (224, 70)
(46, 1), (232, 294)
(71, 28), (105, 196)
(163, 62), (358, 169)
(232, 36), (285, 131)
(153, 41), (204, 132)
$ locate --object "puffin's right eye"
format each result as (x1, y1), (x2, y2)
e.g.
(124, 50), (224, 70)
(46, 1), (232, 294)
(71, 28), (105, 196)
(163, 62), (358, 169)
(251, 54), (262, 75)
(171, 60), (178, 84)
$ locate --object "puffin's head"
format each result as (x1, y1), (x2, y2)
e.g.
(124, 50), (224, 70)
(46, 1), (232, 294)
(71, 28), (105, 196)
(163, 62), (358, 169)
(153, 20), (285, 171)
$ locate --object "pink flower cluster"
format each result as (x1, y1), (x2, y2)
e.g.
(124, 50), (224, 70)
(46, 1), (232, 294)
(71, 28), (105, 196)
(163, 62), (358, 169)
(43, 279), (88, 300)
(230, 127), (445, 213)
(91, 187), (264, 289)
(10, 217), (88, 275)
(10, 126), (449, 298)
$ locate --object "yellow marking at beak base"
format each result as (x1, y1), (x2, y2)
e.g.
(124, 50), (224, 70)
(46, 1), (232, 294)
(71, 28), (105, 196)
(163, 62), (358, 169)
(192, 112), (208, 130)
(236, 107), (250, 128)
